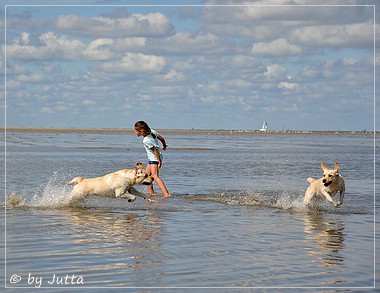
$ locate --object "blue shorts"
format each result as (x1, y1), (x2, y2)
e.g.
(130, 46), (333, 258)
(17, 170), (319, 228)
(148, 161), (159, 165)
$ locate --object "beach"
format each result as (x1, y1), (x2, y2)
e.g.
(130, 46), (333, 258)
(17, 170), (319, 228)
(3, 126), (375, 136)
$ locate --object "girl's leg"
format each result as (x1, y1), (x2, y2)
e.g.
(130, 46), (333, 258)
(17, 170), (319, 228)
(145, 164), (155, 195)
(149, 164), (171, 198)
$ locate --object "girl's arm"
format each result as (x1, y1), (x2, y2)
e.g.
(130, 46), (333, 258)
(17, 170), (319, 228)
(151, 146), (162, 168)
(157, 134), (168, 151)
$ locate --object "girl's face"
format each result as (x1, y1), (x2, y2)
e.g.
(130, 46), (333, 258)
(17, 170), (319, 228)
(134, 128), (142, 137)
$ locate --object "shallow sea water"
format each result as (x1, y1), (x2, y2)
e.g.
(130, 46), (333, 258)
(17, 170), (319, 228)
(2, 130), (378, 292)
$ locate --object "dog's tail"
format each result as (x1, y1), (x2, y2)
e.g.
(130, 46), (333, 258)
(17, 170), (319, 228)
(68, 177), (84, 185)
(307, 177), (316, 184)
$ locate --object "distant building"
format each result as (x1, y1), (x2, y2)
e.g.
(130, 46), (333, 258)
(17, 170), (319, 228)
(259, 120), (268, 132)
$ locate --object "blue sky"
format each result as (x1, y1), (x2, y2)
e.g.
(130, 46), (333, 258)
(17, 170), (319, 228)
(2, 0), (378, 131)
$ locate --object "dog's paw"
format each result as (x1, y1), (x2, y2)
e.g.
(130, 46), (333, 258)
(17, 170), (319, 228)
(333, 201), (342, 207)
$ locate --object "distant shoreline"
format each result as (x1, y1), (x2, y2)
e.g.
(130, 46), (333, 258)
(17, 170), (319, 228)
(2, 126), (376, 137)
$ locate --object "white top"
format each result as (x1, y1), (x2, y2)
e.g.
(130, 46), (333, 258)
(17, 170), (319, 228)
(142, 129), (162, 162)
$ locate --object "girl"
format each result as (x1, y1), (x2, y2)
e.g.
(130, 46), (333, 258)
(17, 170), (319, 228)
(134, 121), (171, 199)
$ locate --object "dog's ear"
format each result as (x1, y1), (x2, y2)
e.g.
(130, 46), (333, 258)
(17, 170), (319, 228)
(134, 162), (143, 169)
(334, 162), (340, 171)
(134, 162), (143, 175)
(320, 162), (327, 170)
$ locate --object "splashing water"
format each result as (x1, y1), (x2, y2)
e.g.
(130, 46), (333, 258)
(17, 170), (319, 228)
(268, 192), (306, 211)
(185, 188), (308, 212)
(6, 171), (313, 213)
(7, 172), (73, 209)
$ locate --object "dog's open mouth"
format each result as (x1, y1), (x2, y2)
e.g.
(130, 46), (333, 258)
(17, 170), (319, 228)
(324, 181), (332, 187)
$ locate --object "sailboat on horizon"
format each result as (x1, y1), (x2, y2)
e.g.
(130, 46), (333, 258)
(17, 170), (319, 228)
(259, 120), (268, 132)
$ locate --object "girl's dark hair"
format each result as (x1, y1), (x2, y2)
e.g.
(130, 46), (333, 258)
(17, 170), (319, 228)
(134, 121), (151, 136)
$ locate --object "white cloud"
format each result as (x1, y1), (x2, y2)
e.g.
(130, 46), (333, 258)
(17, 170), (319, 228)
(225, 79), (252, 89)
(252, 38), (302, 56)
(13, 32), (30, 45)
(8, 32), (115, 61)
(289, 22), (374, 48)
(83, 99), (96, 106)
(161, 69), (186, 82)
(278, 82), (299, 91)
(342, 58), (358, 65)
(113, 38), (146, 52)
(84, 38), (115, 60)
(148, 32), (226, 55)
(264, 64), (287, 79)
(200, 95), (219, 103)
(17, 73), (44, 82)
(55, 13), (175, 38)
(99, 53), (166, 73)
(7, 32), (85, 60)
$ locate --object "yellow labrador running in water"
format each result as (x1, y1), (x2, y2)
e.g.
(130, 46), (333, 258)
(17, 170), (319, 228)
(67, 163), (153, 204)
(304, 162), (345, 208)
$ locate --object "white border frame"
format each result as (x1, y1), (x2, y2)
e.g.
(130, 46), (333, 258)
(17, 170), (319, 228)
(3, 3), (377, 290)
